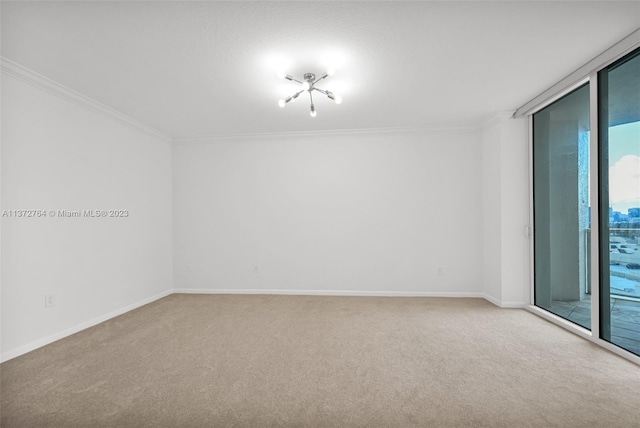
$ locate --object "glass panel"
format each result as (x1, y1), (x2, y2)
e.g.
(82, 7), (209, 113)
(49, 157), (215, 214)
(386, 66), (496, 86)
(599, 48), (640, 356)
(533, 84), (591, 329)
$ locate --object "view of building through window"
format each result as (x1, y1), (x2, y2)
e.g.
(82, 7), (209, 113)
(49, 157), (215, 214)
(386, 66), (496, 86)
(607, 121), (640, 300)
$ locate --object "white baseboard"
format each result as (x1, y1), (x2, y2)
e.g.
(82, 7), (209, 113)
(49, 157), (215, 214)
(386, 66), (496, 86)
(499, 301), (527, 308)
(1, 289), (173, 363)
(481, 293), (526, 308)
(481, 293), (502, 307)
(174, 288), (485, 298)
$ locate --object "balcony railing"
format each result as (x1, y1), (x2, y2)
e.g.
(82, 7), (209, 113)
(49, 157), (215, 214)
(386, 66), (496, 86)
(585, 227), (640, 299)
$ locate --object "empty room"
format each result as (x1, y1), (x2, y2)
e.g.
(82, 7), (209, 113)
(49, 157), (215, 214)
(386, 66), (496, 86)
(2, 1), (640, 426)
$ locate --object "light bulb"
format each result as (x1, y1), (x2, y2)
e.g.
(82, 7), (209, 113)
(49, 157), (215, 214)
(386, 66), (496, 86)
(310, 110), (317, 118)
(278, 99), (286, 108)
(334, 95), (343, 105)
(327, 67), (336, 76)
(277, 70), (287, 79)
(301, 81), (311, 91)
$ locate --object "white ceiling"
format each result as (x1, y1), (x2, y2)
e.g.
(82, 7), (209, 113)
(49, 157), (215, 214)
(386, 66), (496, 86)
(2, 1), (640, 139)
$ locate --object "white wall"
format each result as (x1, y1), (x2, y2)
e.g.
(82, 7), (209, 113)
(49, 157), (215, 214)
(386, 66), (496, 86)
(481, 122), (503, 302)
(481, 114), (530, 307)
(173, 130), (483, 296)
(499, 117), (530, 306)
(1, 74), (173, 361)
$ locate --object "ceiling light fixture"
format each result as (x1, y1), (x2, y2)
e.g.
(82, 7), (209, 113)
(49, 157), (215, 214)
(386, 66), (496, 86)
(278, 71), (342, 117)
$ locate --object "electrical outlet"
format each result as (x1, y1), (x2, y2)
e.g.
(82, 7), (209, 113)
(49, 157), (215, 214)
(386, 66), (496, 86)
(437, 267), (444, 276)
(186, 264), (193, 273)
(253, 265), (259, 274)
(45, 294), (55, 308)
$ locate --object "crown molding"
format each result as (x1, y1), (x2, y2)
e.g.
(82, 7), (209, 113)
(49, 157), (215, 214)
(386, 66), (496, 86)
(1, 56), (492, 144)
(1, 57), (172, 144)
(173, 124), (479, 145)
(480, 111), (517, 130)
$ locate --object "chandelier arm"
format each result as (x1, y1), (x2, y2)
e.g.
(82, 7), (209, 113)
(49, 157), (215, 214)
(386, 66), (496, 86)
(312, 73), (329, 85)
(314, 87), (336, 101)
(283, 90), (305, 105)
(286, 75), (304, 84)
(291, 90), (304, 101)
(309, 91), (317, 117)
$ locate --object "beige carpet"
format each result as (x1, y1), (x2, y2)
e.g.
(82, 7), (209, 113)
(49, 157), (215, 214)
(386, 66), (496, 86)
(2, 294), (640, 427)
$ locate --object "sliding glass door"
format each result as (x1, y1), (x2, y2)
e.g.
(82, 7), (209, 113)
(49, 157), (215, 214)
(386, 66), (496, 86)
(533, 47), (640, 358)
(599, 48), (640, 355)
(533, 84), (591, 330)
